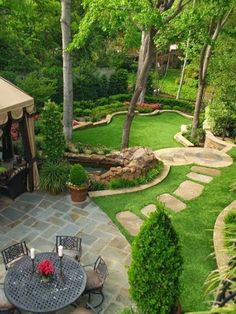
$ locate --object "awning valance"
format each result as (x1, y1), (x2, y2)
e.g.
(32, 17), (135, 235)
(0, 77), (35, 125)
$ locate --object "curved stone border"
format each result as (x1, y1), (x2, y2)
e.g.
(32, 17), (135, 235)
(73, 109), (193, 130)
(213, 200), (236, 276)
(89, 164), (170, 197)
(174, 132), (194, 147)
(205, 130), (236, 153)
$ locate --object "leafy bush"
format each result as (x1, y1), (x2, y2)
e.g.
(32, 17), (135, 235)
(137, 107), (153, 113)
(40, 161), (70, 194)
(41, 100), (65, 163)
(109, 162), (163, 189)
(108, 69), (128, 95)
(145, 95), (194, 113)
(89, 180), (107, 191)
(75, 142), (112, 155)
(69, 164), (89, 186)
(184, 127), (205, 146)
(0, 166), (7, 173)
(128, 203), (183, 314)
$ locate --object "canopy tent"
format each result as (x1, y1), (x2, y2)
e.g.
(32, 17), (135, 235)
(0, 77), (39, 191)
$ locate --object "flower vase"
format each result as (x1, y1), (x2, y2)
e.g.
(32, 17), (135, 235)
(40, 275), (52, 283)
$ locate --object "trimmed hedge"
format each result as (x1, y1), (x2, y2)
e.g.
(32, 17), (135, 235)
(128, 202), (183, 314)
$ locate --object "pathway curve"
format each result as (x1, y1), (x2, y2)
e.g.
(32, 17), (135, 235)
(0, 192), (131, 314)
(154, 147), (232, 167)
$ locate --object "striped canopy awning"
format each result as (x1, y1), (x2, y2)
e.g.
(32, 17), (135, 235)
(0, 77), (35, 125)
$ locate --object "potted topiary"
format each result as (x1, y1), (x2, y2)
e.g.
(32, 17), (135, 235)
(67, 163), (89, 202)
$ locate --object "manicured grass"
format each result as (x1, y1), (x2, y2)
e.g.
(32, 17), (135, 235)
(92, 149), (236, 312)
(73, 112), (191, 150)
(153, 69), (197, 101)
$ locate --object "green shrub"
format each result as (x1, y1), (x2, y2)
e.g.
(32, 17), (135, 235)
(69, 164), (89, 186)
(128, 203), (183, 314)
(41, 100), (65, 163)
(40, 161), (70, 194)
(137, 107), (153, 113)
(89, 180), (107, 191)
(162, 105), (171, 110)
(35, 135), (44, 152)
(144, 95), (194, 113)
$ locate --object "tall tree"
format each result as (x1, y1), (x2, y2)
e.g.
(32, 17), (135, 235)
(71, 0), (192, 149)
(191, 1), (233, 137)
(61, 0), (73, 141)
(121, 0), (192, 148)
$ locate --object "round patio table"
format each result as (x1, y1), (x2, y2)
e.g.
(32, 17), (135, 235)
(4, 252), (87, 313)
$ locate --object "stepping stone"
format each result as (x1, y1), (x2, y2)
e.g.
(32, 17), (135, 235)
(191, 166), (221, 177)
(158, 194), (186, 212)
(187, 172), (213, 183)
(116, 211), (143, 236)
(174, 180), (204, 201)
(141, 204), (156, 217)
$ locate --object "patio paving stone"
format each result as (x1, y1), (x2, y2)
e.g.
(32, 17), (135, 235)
(1, 207), (24, 221)
(0, 191), (132, 313)
(57, 223), (80, 236)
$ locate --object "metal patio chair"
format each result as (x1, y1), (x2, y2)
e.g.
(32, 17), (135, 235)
(54, 236), (82, 262)
(1, 242), (29, 271)
(83, 256), (108, 308)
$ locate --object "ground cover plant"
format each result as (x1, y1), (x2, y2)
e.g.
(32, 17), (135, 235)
(73, 112), (191, 150)
(93, 149), (236, 312)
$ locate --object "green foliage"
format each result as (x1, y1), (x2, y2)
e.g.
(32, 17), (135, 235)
(206, 97), (236, 139)
(40, 161), (70, 195)
(89, 179), (107, 191)
(16, 71), (57, 110)
(75, 142), (112, 155)
(41, 100), (66, 163)
(109, 162), (163, 189)
(184, 127), (205, 146)
(108, 69), (128, 95)
(224, 208), (236, 255)
(128, 203), (183, 314)
(69, 164), (89, 186)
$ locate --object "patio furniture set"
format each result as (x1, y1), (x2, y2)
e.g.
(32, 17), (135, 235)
(0, 236), (108, 314)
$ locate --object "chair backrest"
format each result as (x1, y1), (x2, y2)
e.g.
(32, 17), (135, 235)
(55, 236), (82, 252)
(94, 256), (108, 283)
(1, 242), (28, 270)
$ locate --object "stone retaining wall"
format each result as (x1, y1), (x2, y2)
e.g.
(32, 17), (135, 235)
(213, 200), (236, 276)
(204, 130), (235, 152)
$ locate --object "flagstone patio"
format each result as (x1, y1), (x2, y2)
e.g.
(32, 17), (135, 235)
(0, 192), (132, 314)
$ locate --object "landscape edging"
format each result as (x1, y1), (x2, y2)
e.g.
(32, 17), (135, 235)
(89, 164), (170, 197)
(73, 109), (193, 130)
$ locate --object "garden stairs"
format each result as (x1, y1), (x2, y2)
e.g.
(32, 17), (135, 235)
(116, 165), (221, 236)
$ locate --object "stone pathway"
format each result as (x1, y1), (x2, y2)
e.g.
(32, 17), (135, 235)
(174, 180), (204, 201)
(154, 147), (232, 167)
(116, 211), (143, 236)
(116, 165), (223, 234)
(0, 192), (132, 313)
(159, 194), (186, 212)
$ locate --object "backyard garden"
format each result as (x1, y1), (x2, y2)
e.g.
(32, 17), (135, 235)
(1, 0), (236, 314)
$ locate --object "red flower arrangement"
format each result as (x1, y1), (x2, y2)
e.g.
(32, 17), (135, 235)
(124, 101), (161, 110)
(37, 259), (54, 279)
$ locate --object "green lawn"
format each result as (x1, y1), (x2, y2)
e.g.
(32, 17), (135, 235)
(93, 149), (236, 312)
(153, 69), (197, 101)
(73, 112), (191, 150)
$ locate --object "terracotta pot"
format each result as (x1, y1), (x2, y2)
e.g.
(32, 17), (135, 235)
(68, 185), (88, 202)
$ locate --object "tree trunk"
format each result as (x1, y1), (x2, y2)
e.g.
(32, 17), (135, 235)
(61, 0), (73, 141)
(122, 30), (155, 149)
(138, 31), (152, 104)
(191, 10), (232, 137)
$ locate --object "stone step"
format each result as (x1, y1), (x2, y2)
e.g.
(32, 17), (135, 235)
(187, 172), (213, 183)
(158, 193), (186, 212)
(116, 211), (143, 236)
(191, 165), (221, 177)
(141, 204), (156, 217)
(174, 180), (204, 201)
